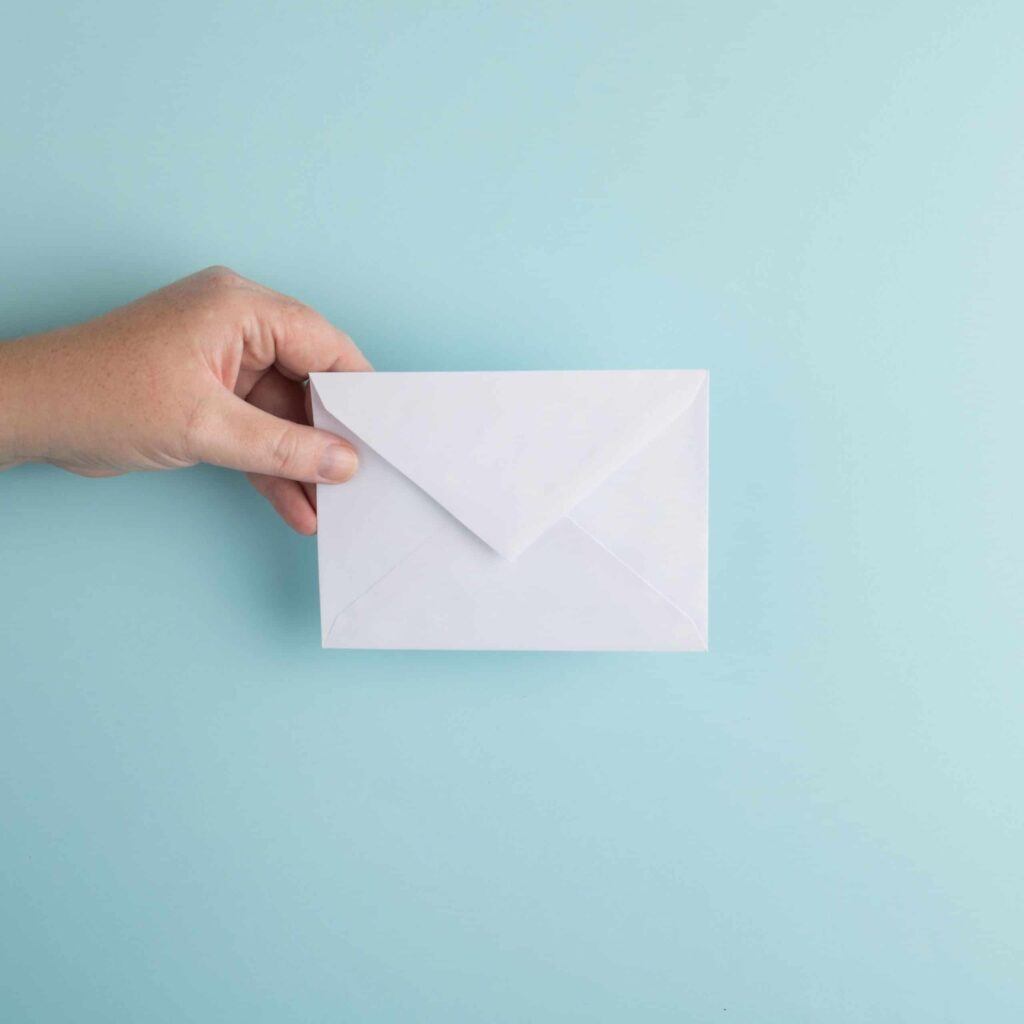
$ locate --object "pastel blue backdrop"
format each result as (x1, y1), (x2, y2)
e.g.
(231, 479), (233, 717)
(2, 3), (1022, 1020)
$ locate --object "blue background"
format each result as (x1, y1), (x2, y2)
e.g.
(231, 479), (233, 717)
(2, 2), (1023, 1020)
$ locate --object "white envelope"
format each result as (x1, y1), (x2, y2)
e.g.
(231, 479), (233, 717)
(310, 370), (708, 651)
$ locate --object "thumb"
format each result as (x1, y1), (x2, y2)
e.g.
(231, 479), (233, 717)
(195, 394), (358, 483)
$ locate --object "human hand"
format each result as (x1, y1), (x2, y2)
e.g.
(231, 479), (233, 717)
(0, 266), (371, 534)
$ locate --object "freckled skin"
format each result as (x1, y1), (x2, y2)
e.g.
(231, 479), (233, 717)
(0, 267), (372, 535)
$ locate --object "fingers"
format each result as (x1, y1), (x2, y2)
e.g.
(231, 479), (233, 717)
(243, 368), (319, 532)
(246, 364), (308, 422)
(194, 391), (358, 484)
(182, 269), (371, 532)
(240, 286), (373, 383)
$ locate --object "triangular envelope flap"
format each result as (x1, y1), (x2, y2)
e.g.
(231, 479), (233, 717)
(311, 370), (707, 559)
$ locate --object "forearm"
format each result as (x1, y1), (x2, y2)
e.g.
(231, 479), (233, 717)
(0, 335), (54, 468)
(0, 325), (133, 474)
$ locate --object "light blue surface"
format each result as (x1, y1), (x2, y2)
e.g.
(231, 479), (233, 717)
(2, 2), (1023, 1020)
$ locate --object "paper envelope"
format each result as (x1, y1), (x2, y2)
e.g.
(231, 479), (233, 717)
(310, 370), (708, 651)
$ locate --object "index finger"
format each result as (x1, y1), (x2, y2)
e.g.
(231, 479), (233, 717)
(241, 284), (373, 381)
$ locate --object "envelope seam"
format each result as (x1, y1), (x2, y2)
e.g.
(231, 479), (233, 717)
(313, 371), (708, 563)
(565, 516), (708, 649)
(504, 377), (707, 560)
(324, 524), (450, 645)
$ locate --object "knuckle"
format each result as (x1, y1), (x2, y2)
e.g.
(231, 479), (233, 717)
(271, 300), (321, 362)
(268, 426), (302, 476)
(182, 396), (212, 464)
(281, 297), (315, 329)
(199, 265), (244, 293)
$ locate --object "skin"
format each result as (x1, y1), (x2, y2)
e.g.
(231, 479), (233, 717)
(0, 266), (370, 535)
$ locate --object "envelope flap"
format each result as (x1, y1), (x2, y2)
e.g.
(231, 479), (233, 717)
(310, 370), (707, 559)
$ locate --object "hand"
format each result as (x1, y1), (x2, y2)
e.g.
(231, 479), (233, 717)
(0, 266), (371, 534)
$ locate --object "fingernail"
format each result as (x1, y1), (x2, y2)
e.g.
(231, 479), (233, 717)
(318, 444), (357, 483)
